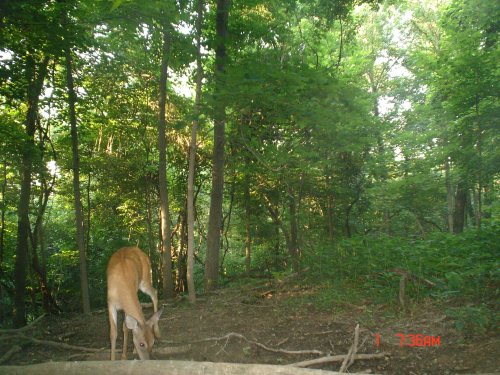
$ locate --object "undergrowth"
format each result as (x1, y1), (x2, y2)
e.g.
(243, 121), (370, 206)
(298, 224), (499, 335)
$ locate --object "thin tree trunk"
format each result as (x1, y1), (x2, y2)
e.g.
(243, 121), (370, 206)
(220, 176), (235, 271)
(453, 180), (467, 234)
(475, 95), (482, 229)
(14, 54), (49, 328)
(324, 169), (334, 241)
(86, 172), (91, 252)
(175, 211), (187, 293)
(326, 192), (334, 240)
(263, 194), (292, 270)
(204, 0), (229, 292)
(64, 45), (91, 314)
(158, 25), (175, 299)
(28, 153), (59, 314)
(445, 157), (454, 233)
(474, 185), (481, 228)
(146, 189), (155, 261)
(288, 189), (299, 271)
(244, 163), (251, 276)
(0, 160), (6, 270)
(186, 0), (204, 303)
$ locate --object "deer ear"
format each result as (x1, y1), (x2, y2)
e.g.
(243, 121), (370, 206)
(125, 314), (139, 330)
(147, 308), (163, 327)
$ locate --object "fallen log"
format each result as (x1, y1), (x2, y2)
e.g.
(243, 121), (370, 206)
(0, 360), (382, 375)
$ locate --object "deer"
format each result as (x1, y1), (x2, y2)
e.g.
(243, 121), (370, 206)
(107, 246), (163, 360)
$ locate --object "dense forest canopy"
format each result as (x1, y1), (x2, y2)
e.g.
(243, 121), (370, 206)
(0, 0), (498, 328)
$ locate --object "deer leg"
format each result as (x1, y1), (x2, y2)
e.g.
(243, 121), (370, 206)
(108, 305), (117, 361)
(121, 319), (129, 360)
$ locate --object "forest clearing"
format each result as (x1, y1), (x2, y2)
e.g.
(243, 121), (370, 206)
(0, 0), (498, 373)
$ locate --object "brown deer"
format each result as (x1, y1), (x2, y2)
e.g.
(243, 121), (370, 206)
(107, 246), (163, 360)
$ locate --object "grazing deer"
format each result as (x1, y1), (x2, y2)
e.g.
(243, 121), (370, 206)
(107, 246), (163, 360)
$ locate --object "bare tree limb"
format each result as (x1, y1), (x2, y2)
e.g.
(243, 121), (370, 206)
(0, 314), (46, 333)
(291, 352), (389, 368)
(198, 332), (324, 356)
(0, 333), (100, 353)
(339, 324), (359, 372)
(0, 345), (21, 365)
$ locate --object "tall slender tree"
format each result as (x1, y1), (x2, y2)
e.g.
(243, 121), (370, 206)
(204, 0), (230, 291)
(64, 44), (91, 314)
(186, 0), (204, 303)
(158, 23), (175, 299)
(58, 0), (91, 314)
(14, 54), (50, 327)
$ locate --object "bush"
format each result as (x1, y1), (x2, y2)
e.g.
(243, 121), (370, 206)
(301, 224), (499, 328)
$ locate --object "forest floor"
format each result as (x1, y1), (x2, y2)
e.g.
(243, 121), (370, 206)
(1, 278), (499, 374)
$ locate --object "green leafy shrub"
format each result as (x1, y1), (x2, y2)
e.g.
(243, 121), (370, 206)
(301, 224), (499, 324)
(446, 304), (497, 335)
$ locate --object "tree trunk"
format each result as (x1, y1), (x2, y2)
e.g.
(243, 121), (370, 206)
(344, 183), (362, 238)
(264, 194), (291, 270)
(175, 211), (187, 294)
(220, 176), (235, 271)
(146, 188), (155, 262)
(445, 157), (454, 233)
(326, 193), (334, 240)
(158, 26), (175, 299)
(0, 160), (6, 271)
(244, 165), (251, 275)
(453, 180), (467, 234)
(64, 45), (91, 314)
(325, 170), (334, 241)
(288, 189), (299, 271)
(85, 172), (91, 253)
(29, 156), (59, 314)
(204, 0), (229, 292)
(344, 205), (352, 238)
(14, 54), (49, 328)
(475, 94), (482, 229)
(186, 0), (204, 303)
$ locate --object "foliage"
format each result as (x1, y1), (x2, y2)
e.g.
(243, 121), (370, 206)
(299, 224), (499, 333)
(445, 304), (497, 336)
(0, 0), (497, 330)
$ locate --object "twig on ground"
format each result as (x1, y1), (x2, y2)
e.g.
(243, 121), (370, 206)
(304, 330), (335, 336)
(276, 337), (289, 346)
(198, 332), (324, 356)
(291, 352), (389, 368)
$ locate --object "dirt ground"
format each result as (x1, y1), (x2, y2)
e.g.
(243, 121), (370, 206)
(1, 280), (499, 374)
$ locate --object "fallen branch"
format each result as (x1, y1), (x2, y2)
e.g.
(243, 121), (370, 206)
(0, 345), (21, 365)
(14, 334), (100, 352)
(199, 332), (324, 356)
(389, 268), (436, 287)
(0, 314), (46, 334)
(155, 344), (192, 356)
(291, 352), (389, 368)
(339, 324), (359, 373)
(70, 344), (195, 361)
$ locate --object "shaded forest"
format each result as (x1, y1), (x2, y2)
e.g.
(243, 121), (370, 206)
(0, 0), (498, 351)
